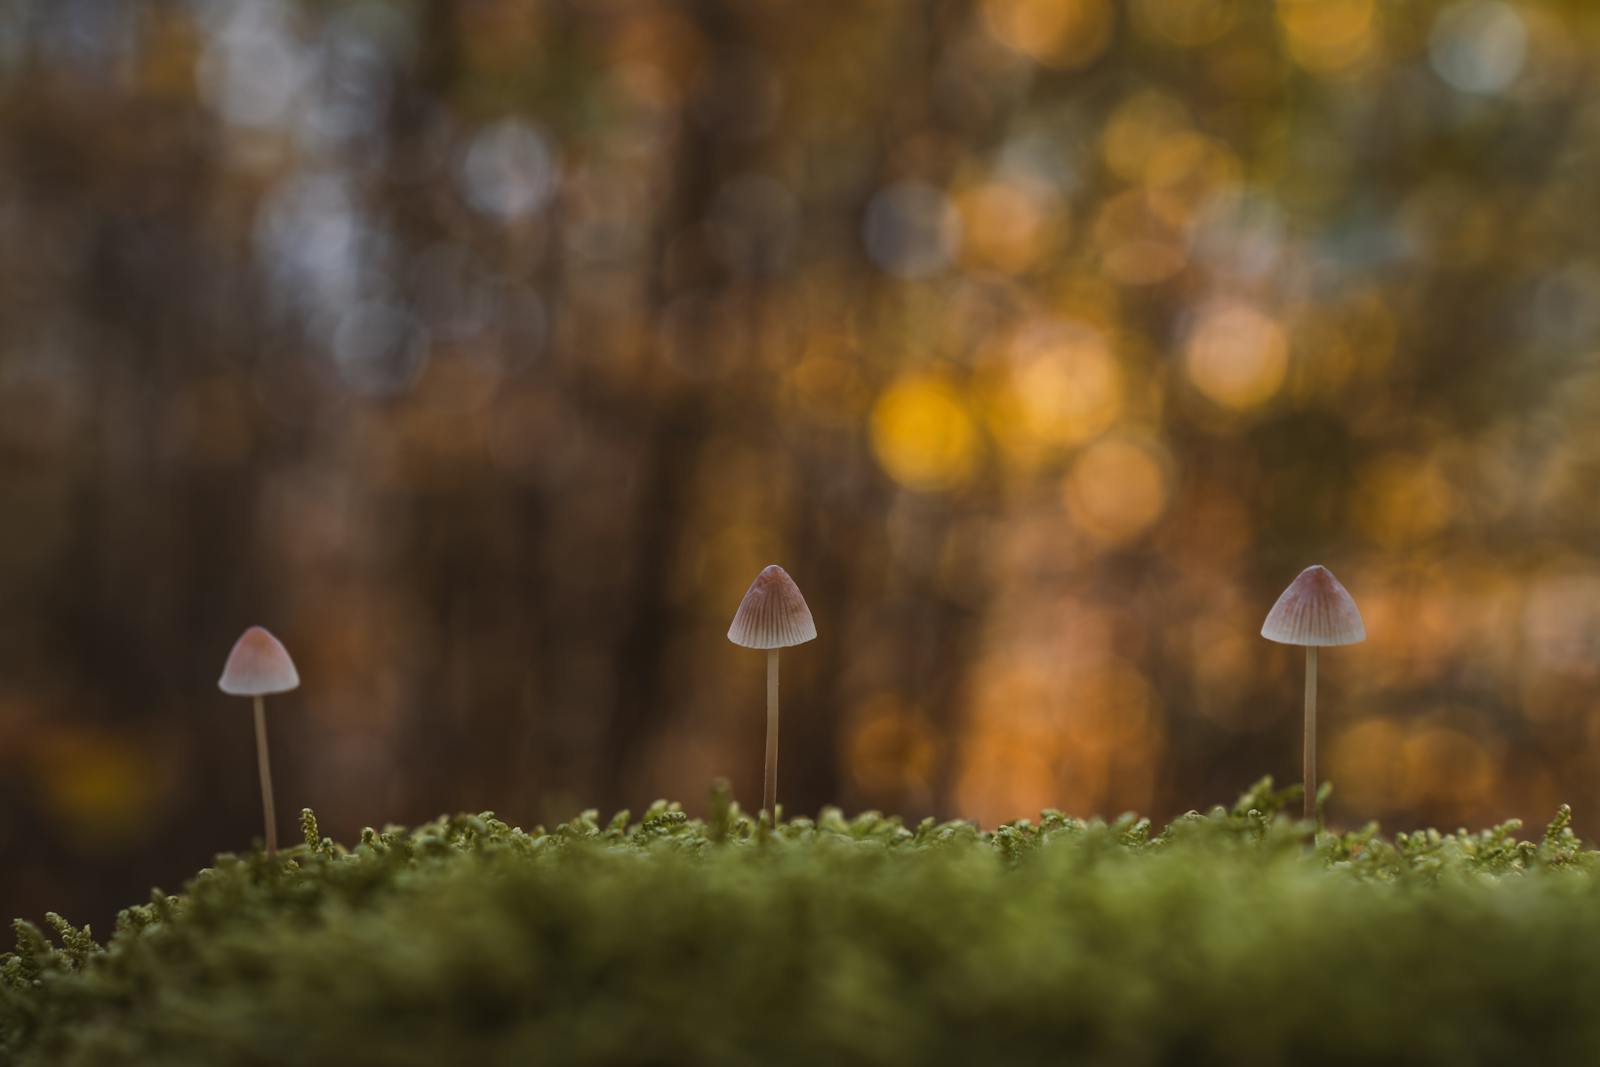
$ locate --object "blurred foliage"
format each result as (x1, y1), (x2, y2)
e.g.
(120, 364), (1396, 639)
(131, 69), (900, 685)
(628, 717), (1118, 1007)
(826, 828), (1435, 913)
(4, 0), (1600, 927)
(6, 782), (1600, 1065)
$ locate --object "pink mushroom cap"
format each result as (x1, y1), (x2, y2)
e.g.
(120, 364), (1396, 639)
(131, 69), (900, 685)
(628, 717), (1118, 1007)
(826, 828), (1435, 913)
(218, 626), (301, 696)
(1261, 565), (1366, 647)
(728, 565), (817, 650)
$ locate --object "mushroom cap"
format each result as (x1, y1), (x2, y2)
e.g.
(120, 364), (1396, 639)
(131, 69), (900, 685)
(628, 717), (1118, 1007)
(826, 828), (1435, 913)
(1261, 565), (1366, 647)
(219, 626), (301, 695)
(728, 565), (817, 649)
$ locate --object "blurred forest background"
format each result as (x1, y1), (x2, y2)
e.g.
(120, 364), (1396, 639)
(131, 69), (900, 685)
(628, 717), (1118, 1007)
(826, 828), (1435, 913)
(4, 0), (1600, 925)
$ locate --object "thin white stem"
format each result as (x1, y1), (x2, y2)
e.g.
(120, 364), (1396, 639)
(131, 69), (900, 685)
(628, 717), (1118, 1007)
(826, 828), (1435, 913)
(253, 695), (278, 854)
(763, 650), (780, 824)
(1303, 646), (1318, 824)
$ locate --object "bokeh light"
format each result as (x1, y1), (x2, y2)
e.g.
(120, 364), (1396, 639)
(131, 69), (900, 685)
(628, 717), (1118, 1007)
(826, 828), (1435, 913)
(458, 119), (558, 221)
(1063, 433), (1172, 543)
(1430, 2), (1526, 96)
(871, 374), (980, 492)
(957, 178), (1064, 275)
(981, 0), (1115, 70)
(984, 319), (1122, 462)
(863, 182), (962, 279)
(1183, 300), (1288, 413)
(1276, 0), (1377, 74)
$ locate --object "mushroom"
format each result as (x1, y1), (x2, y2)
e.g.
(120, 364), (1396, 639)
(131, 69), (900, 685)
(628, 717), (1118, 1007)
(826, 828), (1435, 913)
(728, 565), (817, 825)
(1261, 565), (1365, 822)
(218, 626), (301, 854)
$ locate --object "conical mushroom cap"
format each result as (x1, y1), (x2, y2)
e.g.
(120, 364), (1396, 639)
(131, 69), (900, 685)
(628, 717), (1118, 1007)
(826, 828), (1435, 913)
(219, 626), (301, 695)
(1261, 565), (1366, 647)
(728, 565), (817, 649)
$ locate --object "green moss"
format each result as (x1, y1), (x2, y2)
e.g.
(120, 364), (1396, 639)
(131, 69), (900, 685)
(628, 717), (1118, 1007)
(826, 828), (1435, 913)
(5, 779), (1600, 1066)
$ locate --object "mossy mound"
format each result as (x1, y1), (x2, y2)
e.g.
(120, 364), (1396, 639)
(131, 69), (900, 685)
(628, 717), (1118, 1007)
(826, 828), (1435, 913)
(5, 779), (1600, 1066)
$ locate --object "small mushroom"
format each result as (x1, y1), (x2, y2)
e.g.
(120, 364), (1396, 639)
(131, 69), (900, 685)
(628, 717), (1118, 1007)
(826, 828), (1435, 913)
(1261, 565), (1365, 822)
(218, 626), (301, 853)
(728, 565), (817, 824)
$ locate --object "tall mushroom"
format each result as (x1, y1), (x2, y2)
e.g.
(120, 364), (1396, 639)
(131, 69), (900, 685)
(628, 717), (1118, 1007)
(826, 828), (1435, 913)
(218, 626), (301, 854)
(728, 565), (817, 825)
(1261, 565), (1365, 822)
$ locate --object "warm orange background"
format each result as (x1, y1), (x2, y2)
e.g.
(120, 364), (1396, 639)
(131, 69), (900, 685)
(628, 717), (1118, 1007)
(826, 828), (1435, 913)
(2, 0), (1596, 926)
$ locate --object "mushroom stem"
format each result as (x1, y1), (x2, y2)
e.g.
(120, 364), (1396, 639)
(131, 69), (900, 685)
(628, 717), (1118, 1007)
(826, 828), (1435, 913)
(253, 695), (278, 854)
(1303, 646), (1318, 823)
(763, 650), (780, 825)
